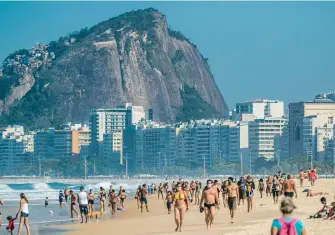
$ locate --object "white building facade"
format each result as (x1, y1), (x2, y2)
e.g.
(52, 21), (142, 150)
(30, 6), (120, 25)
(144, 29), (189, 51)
(236, 99), (284, 120)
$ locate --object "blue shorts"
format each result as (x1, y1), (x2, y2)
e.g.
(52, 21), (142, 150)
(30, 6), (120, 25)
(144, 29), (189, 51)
(21, 212), (29, 217)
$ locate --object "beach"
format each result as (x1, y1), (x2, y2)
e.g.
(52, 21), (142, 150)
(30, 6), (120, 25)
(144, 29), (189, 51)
(60, 178), (335, 235)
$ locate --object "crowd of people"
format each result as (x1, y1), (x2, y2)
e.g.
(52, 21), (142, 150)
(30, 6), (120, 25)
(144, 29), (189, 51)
(1, 167), (335, 234)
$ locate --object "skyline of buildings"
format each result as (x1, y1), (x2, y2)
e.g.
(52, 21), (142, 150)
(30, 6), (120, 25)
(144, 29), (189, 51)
(1, 92), (335, 175)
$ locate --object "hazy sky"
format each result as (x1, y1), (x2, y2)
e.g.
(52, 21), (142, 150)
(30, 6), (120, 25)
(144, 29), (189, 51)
(1, 2), (335, 108)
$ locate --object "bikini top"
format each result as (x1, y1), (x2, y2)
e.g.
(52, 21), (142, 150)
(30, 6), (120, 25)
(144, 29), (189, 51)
(173, 192), (185, 200)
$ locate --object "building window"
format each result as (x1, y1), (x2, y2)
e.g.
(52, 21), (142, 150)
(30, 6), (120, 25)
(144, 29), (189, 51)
(294, 123), (300, 141)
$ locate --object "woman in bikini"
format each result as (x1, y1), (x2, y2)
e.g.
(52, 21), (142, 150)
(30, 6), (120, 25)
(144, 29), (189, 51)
(119, 189), (127, 211)
(172, 183), (189, 232)
(158, 183), (164, 200)
(195, 182), (201, 205)
(135, 185), (141, 209)
(88, 189), (95, 213)
(266, 176), (273, 197)
(99, 187), (107, 214)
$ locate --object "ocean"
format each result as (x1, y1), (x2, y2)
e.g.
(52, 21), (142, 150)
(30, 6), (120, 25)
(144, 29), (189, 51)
(0, 179), (156, 234)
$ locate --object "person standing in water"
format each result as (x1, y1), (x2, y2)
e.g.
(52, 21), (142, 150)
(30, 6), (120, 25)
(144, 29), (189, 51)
(199, 180), (219, 229)
(78, 186), (88, 224)
(88, 189), (95, 213)
(227, 177), (239, 223)
(17, 193), (30, 235)
(0, 199), (4, 228)
(64, 187), (70, 204)
(59, 190), (64, 208)
(99, 187), (107, 214)
(172, 182), (189, 232)
(70, 190), (79, 218)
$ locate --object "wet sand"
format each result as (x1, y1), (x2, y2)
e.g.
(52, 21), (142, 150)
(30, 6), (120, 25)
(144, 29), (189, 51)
(61, 179), (335, 235)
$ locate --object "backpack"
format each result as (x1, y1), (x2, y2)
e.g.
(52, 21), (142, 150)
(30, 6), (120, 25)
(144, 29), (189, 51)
(277, 217), (298, 235)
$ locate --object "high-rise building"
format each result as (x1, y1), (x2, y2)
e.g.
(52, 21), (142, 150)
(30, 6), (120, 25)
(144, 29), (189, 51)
(125, 103), (146, 124)
(34, 128), (72, 158)
(288, 102), (335, 158)
(103, 132), (123, 164)
(0, 137), (26, 175)
(147, 108), (154, 121)
(135, 123), (177, 172)
(90, 107), (131, 155)
(302, 114), (335, 162)
(236, 99), (284, 120)
(72, 127), (91, 155)
(249, 118), (287, 164)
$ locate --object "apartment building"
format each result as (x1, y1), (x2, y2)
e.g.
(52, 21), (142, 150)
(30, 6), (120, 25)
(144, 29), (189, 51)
(72, 127), (91, 155)
(249, 118), (287, 164)
(103, 132), (123, 164)
(236, 99), (284, 120)
(289, 102), (335, 158)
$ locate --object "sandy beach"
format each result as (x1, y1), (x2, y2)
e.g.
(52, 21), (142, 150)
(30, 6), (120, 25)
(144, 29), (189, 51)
(60, 179), (335, 235)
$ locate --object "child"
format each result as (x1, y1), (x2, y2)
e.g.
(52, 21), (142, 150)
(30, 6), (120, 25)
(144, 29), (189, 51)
(45, 197), (49, 208)
(6, 215), (17, 235)
(164, 191), (173, 214)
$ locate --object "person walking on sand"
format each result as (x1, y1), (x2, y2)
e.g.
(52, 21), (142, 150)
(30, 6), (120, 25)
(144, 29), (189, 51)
(78, 186), (88, 224)
(245, 176), (255, 213)
(271, 198), (306, 235)
(282, 175), (298, 199)
(299, 170), (305, 188)
(272, 175), (280, 204)
(165, 191), (173, 214)
(17, 193), (31, 235)
(88, 189), (95, 213)
(237, 176), (246, 206)
(226, 177), (239, 223)
(266, 176), (273, 197)
(109, 189), (118, 216)
(172, 182), (189, 232)
(158, 183), (164, 200)
(258, 178), (265, 198)
(119, 189), (127, 211)
(310, 170), (316, 186)
(70, 190), (79, 218)
(135, 185), (141, 209)
(199, 180), (219, 229)
(140, 184), (150, 213)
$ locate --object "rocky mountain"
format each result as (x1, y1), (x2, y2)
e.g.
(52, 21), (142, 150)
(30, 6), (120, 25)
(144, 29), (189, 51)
(0, 8), (228, 128)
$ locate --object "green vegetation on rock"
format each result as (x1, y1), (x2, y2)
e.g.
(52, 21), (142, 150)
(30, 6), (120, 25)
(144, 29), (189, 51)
(176, 84), (221, 122)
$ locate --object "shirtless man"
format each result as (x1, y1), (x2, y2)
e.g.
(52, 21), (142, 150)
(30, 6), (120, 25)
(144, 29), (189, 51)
(299, 170), (305, 188)
(282, 175), (297, 198)
(140, 184), (149, 213)
(226, 177), (239, 223)
(199, 180), (219, 229)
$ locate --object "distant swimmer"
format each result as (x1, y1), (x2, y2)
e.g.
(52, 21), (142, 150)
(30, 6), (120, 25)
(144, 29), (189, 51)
(64, 187), (70, 203)
(69, 190), (79, 219)
(45, 197), (49, 208)
(172, 182), (188, 232)
(199, 180), (219, 229)
(282, 175), (298, 199)
(140, 184), (150, 213)
(226, 177), (239, 223)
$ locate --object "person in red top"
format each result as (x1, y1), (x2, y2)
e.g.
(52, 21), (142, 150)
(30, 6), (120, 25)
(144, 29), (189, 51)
(310, 170), (316, 186)
(6, 214), (17, 235)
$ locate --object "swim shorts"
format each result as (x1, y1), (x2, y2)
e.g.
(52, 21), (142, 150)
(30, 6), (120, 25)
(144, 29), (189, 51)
(228, 197), (237, 210)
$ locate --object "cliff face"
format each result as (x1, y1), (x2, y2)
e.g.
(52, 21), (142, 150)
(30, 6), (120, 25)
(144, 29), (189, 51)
(0, 8), (228, 128)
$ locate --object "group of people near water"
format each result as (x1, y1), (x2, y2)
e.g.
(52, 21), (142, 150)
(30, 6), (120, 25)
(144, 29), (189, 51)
(2, 167), (335, 235)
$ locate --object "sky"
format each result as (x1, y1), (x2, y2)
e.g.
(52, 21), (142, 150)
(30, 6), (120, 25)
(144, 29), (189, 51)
(1, 2), (335, 109)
